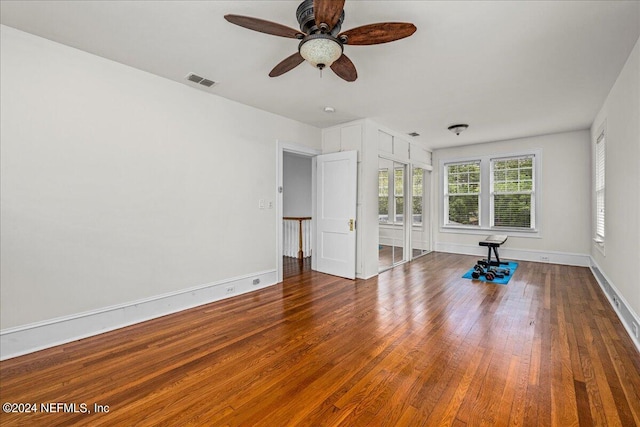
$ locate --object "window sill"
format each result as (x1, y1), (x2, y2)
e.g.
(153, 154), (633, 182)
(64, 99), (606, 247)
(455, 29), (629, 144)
(440, 225), (541, 239)
(593, 237), (605, 255)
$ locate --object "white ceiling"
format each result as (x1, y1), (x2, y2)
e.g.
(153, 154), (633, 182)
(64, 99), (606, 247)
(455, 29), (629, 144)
(1, 1), (638, 149)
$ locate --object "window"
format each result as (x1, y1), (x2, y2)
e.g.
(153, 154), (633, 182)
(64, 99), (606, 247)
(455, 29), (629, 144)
(444, 161), (481, 226)
(442, 150), (540, 234)
(394, 167), (404, 223)
(379, 162), (410, 225)
(412, 168), (424, 225)
(378, 169), (389, 223)
(491, 156), (535, 229)
(595, 131), (605, 241)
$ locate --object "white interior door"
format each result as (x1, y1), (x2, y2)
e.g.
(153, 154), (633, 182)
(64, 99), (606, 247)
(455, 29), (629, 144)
(316, 150), (357, 279)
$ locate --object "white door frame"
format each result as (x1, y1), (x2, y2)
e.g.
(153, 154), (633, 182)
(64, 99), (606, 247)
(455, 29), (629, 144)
(276, 140), (321, 283)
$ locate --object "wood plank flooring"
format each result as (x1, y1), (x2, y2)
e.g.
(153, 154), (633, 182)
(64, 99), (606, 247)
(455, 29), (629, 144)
(283, 255), (311, 279)
(1, 252), (639, 426)
(378, 245), (428, 271)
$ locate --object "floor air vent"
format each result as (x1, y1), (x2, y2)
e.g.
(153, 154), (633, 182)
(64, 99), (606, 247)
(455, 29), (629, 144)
(185, 73), (216, 88)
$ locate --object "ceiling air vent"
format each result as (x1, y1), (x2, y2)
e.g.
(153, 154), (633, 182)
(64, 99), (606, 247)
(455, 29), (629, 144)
(185, 73), (216, 88)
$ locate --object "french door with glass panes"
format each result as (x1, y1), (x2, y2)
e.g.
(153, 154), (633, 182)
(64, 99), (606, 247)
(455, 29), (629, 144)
(411, 166), (430, 259)
(378, 158), (408, 271)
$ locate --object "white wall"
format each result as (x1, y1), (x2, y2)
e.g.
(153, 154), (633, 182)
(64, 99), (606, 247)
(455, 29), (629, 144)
(432, 130), (592, 264)
(283, 153), (312, 217)
(0, 25), (321, 330)
(591, 37), (640, 319)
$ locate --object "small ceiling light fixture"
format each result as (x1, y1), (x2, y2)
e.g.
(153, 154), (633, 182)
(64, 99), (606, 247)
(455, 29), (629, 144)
(448, 124), (469, 135)
(323, 106), (336, 113)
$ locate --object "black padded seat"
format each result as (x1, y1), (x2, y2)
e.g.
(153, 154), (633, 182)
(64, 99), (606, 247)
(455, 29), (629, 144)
(478, 234), (508, 267)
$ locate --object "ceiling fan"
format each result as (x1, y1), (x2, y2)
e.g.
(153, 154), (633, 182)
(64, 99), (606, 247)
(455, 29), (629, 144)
(224, 0), (417, 82)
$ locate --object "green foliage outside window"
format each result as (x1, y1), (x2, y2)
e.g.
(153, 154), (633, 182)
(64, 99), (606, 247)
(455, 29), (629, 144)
(412, 168), (423, 224)
(446, 162), (480, 225)
(445, 156), (536, 229)
(380, 165), (425, 225)
(492, 157), (533, 228)
(378, 169), (388, 220)
(448, 195), (479, 225)
(394, 168), (404, 223)
(494, 194), (531, 228)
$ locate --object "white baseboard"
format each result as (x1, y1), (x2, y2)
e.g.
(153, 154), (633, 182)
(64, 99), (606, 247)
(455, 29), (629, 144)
(357, 271), (378, 280)
(0, 270), (277, 361)
(434, 242), (591, 267)
(589, 258), (640, 353)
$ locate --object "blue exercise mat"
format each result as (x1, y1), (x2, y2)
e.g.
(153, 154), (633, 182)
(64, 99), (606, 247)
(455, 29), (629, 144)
(462, 261), (518, 285)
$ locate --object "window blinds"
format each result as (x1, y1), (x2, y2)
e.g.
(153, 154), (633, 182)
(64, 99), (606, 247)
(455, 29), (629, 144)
(595, 132), (605, 239)
(445, 161), (481, 226)
(491, 155), (534, 228)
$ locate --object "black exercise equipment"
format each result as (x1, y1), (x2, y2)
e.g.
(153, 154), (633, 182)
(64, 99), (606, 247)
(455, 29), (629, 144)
(471, 235), (511, 281)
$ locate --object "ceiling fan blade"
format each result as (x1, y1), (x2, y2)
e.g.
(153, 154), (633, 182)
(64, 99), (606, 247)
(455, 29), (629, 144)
(313, 0), (345, 32)
(330, 54), (357, 82)
(269, 52), (305, 77)
(339, 22), (417, 45)
(224, 14), (303, 39)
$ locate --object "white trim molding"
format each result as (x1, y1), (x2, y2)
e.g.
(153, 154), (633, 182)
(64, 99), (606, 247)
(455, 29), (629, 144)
(0, 270), (277, 360)
(434, 242), (590, 266)
(589, 257), (640, 353)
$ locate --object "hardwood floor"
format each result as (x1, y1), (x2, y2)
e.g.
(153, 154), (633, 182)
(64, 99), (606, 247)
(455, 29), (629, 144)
(283, 255), (311, 279)
(1, 253), (639, 426)
(378, 245), (428, 270)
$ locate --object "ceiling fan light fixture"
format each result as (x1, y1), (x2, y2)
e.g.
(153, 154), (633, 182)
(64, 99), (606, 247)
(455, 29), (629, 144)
(225, 0), (416, 81)
(299, 34), (343, 69)
(448, 124), (469, 135)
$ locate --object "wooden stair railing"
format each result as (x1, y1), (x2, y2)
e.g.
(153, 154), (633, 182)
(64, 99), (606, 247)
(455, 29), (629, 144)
(283, 217), (312, 259)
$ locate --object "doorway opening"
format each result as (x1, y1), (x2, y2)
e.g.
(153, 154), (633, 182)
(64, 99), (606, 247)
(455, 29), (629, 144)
(282, 152), (313, 279)
(276, 141), (320, 283)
